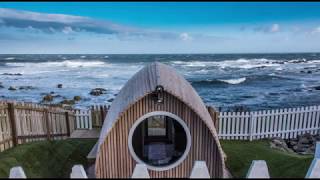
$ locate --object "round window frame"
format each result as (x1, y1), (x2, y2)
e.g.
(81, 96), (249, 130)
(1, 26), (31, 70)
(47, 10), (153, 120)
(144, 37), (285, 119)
(128, 111), (192, 171)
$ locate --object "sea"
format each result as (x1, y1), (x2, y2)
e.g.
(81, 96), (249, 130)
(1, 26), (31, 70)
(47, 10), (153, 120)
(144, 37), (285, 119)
(0, 53), (320, 111)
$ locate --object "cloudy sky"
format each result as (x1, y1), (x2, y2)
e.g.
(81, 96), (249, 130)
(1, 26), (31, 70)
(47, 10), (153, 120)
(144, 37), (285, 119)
(1, 2), (320, 54)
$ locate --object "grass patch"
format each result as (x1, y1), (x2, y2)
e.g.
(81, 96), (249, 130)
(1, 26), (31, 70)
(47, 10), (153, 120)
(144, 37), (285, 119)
(0, 138), (313, 178)
(221, 140), (313, 178)
(0, 139), (97, 178)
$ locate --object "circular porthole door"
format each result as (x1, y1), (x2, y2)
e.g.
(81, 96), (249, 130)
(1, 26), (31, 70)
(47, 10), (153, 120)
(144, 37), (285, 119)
(128, 111), (191, 171)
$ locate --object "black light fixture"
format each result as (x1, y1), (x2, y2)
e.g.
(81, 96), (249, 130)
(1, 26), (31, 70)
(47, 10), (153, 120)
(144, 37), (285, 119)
(155, 85), (164, 103)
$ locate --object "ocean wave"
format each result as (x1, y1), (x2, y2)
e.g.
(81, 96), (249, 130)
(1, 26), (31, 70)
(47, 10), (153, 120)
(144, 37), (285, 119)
(190, 74), (292, 86)
(194, 69), (209, 74)
(307, 60), (320, 64)
(4, 57), (15, 60)
(218, 77), (247, 85)
(191, 77), (246, 86)
(172, 58), (320, 71)
(5, 60), (107, 68)
(172, 58), (280, 69)
(190, 79), (222, 86)
(288, 58), (306, 63)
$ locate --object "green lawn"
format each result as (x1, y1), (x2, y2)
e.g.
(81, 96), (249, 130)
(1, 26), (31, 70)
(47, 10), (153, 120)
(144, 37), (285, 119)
(0, 139), (313, 178)
(220, 140), (313, 178)
(0, 139), (97, 178)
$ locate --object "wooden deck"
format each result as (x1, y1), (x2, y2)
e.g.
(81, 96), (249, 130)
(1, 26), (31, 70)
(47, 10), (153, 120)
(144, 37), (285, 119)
(69, 129), (100, 139)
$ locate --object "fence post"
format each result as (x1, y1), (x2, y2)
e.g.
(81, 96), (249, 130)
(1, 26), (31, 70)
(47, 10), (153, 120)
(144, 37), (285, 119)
(65, 111), (70, 137)
(207, 106), (219, 132)
(9, 166), (27, 178)
(249, 112), (256, 141)
(246, 160), (270, 178)
(8, 103), (18, 146)
(76, 109), (80, 129)
(100, 105), (105, 126)
(88, 109), (92, 130)
(44, 109), (51, 141)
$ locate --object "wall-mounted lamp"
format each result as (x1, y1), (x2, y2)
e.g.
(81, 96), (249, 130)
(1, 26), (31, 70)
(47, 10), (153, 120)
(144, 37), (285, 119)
(155, 85), (164, 103)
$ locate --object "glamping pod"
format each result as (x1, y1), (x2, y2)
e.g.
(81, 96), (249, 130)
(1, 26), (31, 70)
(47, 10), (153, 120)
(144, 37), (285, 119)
(95, 62), (226, 178)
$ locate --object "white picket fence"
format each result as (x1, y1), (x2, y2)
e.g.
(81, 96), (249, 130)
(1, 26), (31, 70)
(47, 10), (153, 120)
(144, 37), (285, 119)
(73, 104), (320, 140)
(73, 105), (109, 130)
(218, 105), (320, 140)
(74, 109), (92, 129)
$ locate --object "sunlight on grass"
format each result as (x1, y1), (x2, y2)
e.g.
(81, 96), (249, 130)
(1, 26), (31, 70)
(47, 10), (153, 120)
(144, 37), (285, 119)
(221, 140), (313, 178)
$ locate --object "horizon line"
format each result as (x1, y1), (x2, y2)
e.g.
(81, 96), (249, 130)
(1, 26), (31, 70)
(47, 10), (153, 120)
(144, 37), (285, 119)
(1, 51), (320, 55)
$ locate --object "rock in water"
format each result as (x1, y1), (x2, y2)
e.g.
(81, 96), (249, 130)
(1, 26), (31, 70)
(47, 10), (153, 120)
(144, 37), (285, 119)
(43, 94), (53, 102)
(314, 86), (320, 90)
(57, 84), (63, 88)
(19, 86), (35, 90)
(2, 73), (22, 76)
(90, 88), (107, 96)
(8, 86), (17, 91)
(74, 96), (81, 101)
(60, 99), (75, 105)
(107, 98), (114, 102)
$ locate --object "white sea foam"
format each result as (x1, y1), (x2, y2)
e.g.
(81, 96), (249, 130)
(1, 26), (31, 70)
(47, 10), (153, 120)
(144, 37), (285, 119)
(219, 77), (246, 85)
(195, 69), (208, 74)
(218, 58), (279, 69)
(172, 58), (280, 69)
(58, 60), (106, 68)
(288, 58), (306, 63)
(308, 60), (320, 64)
(4, 57), (15, 60)
(6, 60), (107, 68)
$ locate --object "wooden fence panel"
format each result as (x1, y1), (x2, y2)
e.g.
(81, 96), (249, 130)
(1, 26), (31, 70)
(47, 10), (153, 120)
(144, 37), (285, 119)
(0, 101), (76, 152)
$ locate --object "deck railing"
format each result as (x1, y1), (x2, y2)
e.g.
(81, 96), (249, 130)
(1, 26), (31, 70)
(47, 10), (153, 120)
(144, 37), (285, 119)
(0, 101), (76, 152)
(217, 105), (320, 140)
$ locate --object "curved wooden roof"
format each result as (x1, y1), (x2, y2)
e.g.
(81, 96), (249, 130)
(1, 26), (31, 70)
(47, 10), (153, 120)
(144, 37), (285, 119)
(97, 62), (223, 155)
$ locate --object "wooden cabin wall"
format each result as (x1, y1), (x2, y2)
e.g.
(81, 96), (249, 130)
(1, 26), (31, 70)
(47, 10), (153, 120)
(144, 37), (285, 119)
(95, 92), (223, 178)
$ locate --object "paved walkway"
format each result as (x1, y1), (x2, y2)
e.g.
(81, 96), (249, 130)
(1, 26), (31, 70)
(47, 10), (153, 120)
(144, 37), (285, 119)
(70, 129), (100, 139)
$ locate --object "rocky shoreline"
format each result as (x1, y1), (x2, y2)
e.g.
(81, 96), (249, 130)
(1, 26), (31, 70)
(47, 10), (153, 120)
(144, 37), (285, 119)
(0, 81), (116, 108)
(40, 86), (115, 107)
